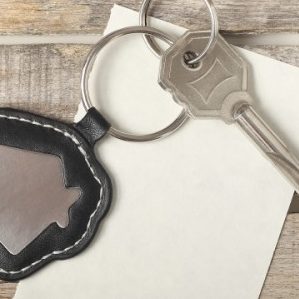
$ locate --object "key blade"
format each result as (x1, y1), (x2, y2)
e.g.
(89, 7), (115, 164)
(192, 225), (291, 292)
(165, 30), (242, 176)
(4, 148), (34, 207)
(159, 31), (248, 120)
(235, 104), (299, 194)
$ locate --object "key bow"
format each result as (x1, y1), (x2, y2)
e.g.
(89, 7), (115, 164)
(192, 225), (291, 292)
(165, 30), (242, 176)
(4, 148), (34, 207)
(159, 31), (248, 122)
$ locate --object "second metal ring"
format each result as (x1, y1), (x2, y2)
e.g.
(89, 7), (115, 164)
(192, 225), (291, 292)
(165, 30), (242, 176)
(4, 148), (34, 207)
(139, 0), (219, 64)
(81, 26), (188, 142)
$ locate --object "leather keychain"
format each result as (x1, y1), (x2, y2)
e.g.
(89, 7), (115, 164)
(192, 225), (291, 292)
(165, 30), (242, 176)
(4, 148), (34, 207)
(0, 26), (189, 281)
(0, 107), (112, 281)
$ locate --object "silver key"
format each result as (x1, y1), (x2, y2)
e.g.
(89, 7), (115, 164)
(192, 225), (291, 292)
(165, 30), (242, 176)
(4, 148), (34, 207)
(159, 30), (299, 193)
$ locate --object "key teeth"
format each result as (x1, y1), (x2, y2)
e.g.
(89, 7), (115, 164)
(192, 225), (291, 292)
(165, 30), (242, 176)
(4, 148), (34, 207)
(158, 77), (190, 113)
(221, 91), (253, 124)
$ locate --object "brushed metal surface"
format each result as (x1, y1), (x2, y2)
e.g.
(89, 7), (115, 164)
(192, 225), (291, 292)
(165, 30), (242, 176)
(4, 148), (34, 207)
(0, 145), (81, 255)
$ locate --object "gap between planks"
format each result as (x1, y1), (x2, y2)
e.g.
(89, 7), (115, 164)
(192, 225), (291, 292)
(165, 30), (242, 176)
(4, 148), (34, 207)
(0, 33), (299, 46)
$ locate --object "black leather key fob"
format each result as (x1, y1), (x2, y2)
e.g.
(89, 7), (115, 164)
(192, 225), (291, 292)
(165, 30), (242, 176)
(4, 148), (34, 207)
(0, 107), (112, 281)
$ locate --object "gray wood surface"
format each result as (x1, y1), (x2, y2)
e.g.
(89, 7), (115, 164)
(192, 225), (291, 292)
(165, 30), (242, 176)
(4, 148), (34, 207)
(0, 0), (298, 35)
(0, 43), (297, 299)
(261, 213), (299, 298)
(0, 0), (298, 297)
(0, 44), (89, 121)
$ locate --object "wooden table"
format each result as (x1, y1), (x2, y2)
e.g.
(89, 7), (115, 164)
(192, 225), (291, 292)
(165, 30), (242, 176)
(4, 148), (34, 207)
(0, 1), (298, 298)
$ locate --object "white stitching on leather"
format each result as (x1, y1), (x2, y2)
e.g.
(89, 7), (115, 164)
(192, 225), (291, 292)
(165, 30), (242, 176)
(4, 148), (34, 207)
(0, 114), (104, 275)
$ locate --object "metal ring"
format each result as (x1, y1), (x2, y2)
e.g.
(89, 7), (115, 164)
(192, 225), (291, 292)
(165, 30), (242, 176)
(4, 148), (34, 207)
(139, 0), (219, 65)
(81, 26), (188, 142)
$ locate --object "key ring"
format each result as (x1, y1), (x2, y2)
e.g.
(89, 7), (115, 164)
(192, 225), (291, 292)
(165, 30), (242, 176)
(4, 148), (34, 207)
(81, 26), (189, 142)
(139, 0), (219, 65)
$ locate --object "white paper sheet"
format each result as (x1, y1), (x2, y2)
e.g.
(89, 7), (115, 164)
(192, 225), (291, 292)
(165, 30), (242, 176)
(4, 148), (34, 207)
(15, 5), (299, 299)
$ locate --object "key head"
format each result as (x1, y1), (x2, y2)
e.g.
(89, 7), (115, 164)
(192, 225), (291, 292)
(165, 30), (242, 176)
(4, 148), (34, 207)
(159, 31), (250, 122)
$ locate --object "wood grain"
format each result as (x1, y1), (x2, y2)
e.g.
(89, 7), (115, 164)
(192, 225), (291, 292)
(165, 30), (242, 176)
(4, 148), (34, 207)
(245, 46), (299, 68)
(260, 213), (299, 298)
(0, 0), (297, 35)
(0, 44), (90, 121)
(0, 43), (298, 298)
(0, 43), (298, 120)
(0, 281), (15, 299)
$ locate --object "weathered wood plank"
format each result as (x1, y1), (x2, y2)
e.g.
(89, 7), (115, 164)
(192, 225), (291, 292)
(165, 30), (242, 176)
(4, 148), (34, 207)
(0, 281), (15, 299)
(0, 44), (91, 121)
(260, 213), (299, 298)
(245, 45), (299, 68)
(0, 44), (298, 123)
(0, 44), (298, 299)
(0, 1), (298, 35)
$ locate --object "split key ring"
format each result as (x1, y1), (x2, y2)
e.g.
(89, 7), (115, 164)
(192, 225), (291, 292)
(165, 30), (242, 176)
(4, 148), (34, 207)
(81, 26), (188, 142)
(81, 1), (219, 142)
(139, 0), (219, 65)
